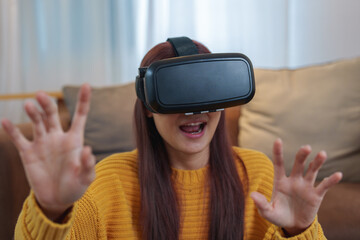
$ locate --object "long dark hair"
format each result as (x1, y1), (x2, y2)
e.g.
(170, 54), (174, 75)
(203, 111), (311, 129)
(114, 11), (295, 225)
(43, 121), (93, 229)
(134, 40), (245, 240)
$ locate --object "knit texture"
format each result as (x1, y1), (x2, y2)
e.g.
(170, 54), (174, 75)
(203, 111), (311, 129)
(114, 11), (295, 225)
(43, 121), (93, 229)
(15, 147), (325, 239)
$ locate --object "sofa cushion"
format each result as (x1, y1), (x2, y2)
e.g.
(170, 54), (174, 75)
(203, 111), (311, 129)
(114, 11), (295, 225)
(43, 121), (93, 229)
(63, 82), (137, 161)
(239, 57), (360, 181)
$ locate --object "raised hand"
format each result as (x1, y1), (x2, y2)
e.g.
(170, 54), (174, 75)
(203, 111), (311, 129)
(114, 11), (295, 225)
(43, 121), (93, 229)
(251, 139), (342, 236)
(1, 84), (95, 220)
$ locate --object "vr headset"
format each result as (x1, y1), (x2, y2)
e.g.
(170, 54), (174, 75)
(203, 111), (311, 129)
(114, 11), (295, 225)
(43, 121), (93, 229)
(135, 37), (255, 115)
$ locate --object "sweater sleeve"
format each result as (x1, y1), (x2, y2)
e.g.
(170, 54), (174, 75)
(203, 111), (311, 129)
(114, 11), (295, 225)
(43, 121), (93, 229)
(234, 147), (326, 240)
(14, 189), (101, 240)
(14, 151), (139, 240)
(14, 191), (76, 240)
(264, 217), (326, 240)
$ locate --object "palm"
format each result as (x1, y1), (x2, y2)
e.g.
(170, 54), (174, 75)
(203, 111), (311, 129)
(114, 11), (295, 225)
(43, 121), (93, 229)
(1, 84), (95, 216)
(267, 172), (322, 228)
(251, 139), (342, 236)
(24, 131), (85, 207)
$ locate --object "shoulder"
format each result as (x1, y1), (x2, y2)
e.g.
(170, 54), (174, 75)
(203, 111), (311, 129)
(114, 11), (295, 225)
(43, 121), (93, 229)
(88, 149), (140, 198)
(89, 150), (139, 193)
(81, 150), (141, 234)
(232, 146), (273, 172)
(95, 149), (139, 176)
(232, 147), (274, 196)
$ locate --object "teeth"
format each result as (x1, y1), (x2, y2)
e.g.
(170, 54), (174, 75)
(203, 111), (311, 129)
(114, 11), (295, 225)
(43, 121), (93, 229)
(180, 122), (206, 135)
(191, 128), (203, 134)
(184, 122), (202, 126)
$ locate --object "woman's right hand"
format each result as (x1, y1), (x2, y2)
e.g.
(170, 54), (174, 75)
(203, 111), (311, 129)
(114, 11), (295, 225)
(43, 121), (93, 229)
(1, 84), (95, 221)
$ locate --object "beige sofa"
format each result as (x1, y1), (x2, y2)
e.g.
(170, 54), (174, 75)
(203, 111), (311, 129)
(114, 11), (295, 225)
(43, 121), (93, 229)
(237, 57), (360, 239)
(1, 57), (359, 239)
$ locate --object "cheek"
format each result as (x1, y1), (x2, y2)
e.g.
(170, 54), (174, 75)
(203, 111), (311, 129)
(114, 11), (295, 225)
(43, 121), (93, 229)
(152, 115), (178, 138)
(209, 112), (221, 129)
(157, 121), (174, 136)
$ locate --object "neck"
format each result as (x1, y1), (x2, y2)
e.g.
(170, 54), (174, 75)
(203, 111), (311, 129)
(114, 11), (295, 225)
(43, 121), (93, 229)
(166, 144), (210, 170)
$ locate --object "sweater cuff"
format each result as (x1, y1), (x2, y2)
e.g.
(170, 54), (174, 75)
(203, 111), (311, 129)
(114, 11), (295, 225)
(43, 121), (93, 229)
(22, 192), (76, 240)
(273, 217), (324, 240)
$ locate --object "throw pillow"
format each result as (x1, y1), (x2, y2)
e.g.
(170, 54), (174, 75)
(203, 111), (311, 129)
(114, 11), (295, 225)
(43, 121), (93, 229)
(63, 82), (137, 161)
(239, 57), (360, 181)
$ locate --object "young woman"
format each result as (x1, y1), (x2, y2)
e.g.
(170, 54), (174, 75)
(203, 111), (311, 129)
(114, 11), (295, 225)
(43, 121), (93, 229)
(2, 39), (342, 240)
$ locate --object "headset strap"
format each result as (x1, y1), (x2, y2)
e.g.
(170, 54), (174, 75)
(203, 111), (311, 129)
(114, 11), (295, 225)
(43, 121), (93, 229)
(167, 36), (199, 56)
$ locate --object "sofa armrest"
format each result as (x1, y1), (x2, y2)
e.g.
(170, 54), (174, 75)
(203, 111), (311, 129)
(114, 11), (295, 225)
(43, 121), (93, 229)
(0, 122), (32, 239)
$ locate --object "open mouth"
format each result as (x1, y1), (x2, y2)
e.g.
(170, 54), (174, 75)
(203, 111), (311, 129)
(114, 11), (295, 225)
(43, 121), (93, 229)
(179, 122), (207, 135)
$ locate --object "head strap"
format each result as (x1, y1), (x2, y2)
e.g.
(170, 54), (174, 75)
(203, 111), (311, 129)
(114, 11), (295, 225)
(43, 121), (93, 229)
(167, 37), (199, 56)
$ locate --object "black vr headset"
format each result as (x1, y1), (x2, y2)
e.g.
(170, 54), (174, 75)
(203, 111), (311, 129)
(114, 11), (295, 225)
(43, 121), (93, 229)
(135, 37), (255, 115)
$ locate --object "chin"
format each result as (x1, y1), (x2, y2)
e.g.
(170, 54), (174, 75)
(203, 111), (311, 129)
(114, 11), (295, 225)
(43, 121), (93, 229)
(179, 141), (210, 155)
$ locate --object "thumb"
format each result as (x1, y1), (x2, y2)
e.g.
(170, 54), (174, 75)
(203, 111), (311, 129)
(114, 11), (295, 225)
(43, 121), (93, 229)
(250, 192), (273, 218)
(79, 146), (96, 185)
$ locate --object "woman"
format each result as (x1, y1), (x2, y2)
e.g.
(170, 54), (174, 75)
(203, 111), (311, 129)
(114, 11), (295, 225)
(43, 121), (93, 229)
(1, 39), (342, 240)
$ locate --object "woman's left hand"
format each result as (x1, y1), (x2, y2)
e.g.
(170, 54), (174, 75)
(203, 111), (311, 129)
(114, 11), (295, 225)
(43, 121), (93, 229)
(250, 139), (342, 236)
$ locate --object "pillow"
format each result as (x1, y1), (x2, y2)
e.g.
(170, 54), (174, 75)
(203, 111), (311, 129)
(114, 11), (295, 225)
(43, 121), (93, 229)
(239, 57), (360, 181)
(63, 82), (137, 161)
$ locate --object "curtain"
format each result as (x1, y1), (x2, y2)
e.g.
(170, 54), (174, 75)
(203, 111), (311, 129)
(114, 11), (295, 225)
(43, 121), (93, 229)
(1, 0), (360, 123)
(0, 0), (23, 122)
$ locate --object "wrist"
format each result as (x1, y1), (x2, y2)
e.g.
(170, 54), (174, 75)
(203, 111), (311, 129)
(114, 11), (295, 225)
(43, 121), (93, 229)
(282, 226), (308, 237)
(35, 198), (73, 223)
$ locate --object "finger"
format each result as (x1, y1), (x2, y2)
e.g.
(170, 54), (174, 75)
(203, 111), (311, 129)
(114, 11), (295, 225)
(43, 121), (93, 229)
(81, 146), (96, 170)
(250, 192), (273, 218)
(36, 91), (62, 131)
(290, 145), (311, 177)
(24, 101), (47, 138)
(70, 83), (91, 134)
(316, 172), (343, 197)
(273, 138), (286, 180)
(304, 151), (327, 184)
(79, 146), (96, 185)
(1, 118), (30, 150)
(40, 111), (49, 132)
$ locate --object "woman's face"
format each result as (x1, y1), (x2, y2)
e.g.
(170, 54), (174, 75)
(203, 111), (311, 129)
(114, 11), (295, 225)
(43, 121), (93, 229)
(150, 111), (221, 162)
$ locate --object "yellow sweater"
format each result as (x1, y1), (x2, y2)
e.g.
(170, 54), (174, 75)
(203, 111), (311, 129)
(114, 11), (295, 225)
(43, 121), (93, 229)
(15, 147), (325, 239)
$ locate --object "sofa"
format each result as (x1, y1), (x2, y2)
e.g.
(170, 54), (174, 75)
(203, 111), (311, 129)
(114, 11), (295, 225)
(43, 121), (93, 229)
(1, 56), (359, 240)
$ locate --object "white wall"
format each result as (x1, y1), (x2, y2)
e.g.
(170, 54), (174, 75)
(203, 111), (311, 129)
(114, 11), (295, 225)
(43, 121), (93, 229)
(288, 0), (360, 68)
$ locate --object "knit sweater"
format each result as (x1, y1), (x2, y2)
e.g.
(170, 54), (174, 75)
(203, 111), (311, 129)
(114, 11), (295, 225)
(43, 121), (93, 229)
(15, 147), (325, 240)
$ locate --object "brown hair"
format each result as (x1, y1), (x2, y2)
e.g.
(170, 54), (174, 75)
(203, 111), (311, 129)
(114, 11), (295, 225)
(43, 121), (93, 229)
(134, 40), (245, 239)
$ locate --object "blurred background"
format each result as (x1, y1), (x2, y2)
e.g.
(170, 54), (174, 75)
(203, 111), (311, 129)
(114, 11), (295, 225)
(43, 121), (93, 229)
(1, 0), (360, 123)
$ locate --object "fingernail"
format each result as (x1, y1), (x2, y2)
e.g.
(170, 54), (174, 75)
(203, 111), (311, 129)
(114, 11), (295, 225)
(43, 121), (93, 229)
(302, 145), (311, 151)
